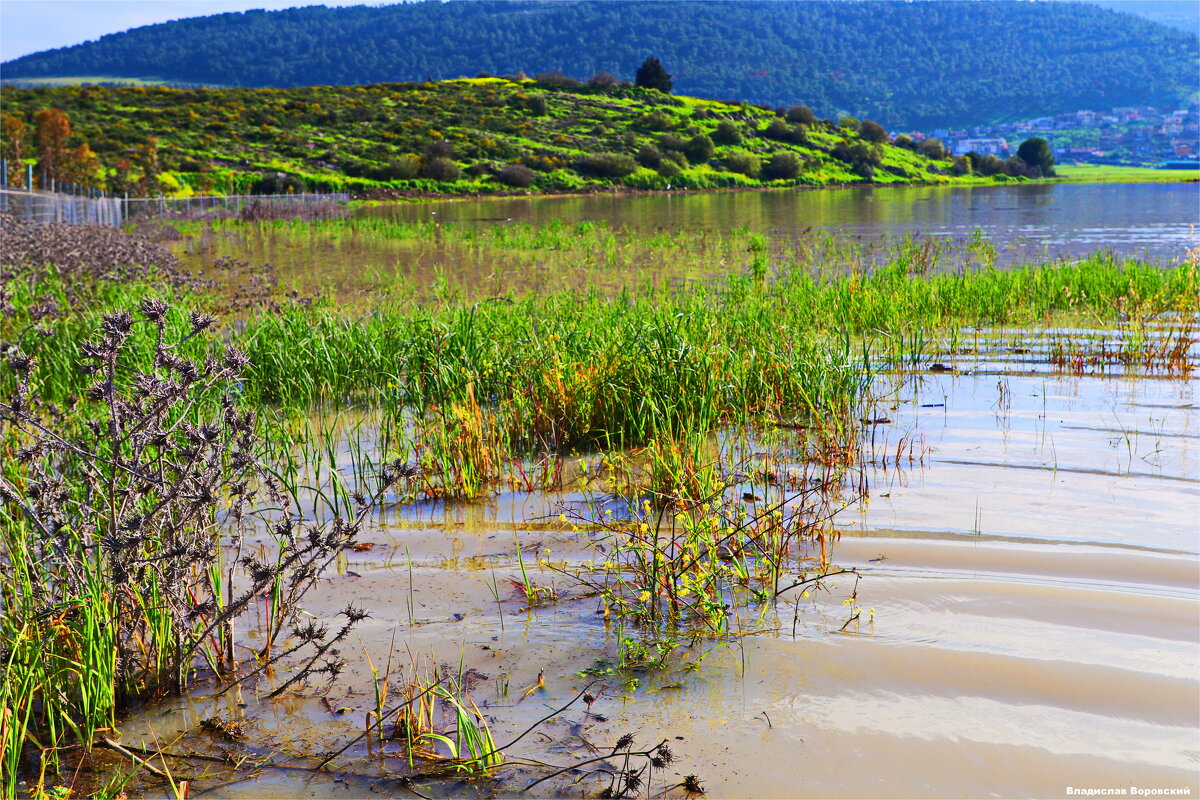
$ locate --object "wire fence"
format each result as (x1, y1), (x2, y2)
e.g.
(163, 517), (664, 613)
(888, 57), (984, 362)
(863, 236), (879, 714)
(122, 192), (351, 222)
(0, 189), (350, 227)
(1, 189), (125, 226)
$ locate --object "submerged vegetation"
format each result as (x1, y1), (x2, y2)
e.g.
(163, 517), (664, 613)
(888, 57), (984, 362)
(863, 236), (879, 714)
(1, 210), (1196, 797)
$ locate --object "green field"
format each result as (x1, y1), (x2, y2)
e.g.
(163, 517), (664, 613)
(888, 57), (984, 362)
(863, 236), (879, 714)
(0, 75), (221, 88)
(1056, 163), (1199, 182)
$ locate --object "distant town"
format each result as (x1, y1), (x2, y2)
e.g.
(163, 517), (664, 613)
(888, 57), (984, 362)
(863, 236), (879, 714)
(899, 100), (1200, 168)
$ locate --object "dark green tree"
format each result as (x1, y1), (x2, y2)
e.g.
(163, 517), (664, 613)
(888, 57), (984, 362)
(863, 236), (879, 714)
(683, 133), (714, 164)
(1017, 137), (1056, 176)
(860, 119), (888, 143)
(786, 105), (816, 126)
(635, 57), (672, 93)
(762, 152), (802, 180)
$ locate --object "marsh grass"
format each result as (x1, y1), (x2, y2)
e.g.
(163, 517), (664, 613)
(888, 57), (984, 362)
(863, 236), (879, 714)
(2, 213), (1197, 796)
(557, 423), (864, 667)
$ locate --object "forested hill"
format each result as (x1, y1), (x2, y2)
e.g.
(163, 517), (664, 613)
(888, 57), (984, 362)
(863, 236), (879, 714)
(3, 1), (1196, 129)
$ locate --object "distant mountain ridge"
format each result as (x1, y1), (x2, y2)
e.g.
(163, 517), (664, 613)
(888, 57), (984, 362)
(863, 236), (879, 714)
(1083, 0), (1200, 36)
(2, 0), (1196, 129)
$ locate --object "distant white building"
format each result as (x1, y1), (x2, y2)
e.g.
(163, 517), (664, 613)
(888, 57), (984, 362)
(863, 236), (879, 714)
(955, 138), (1010, 155)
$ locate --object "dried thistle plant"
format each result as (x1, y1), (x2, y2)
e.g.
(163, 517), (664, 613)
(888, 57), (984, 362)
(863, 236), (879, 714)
(0, 297), (415, 767)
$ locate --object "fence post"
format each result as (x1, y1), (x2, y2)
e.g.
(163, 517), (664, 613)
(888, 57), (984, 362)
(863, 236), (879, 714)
(27, 165), (33, 191)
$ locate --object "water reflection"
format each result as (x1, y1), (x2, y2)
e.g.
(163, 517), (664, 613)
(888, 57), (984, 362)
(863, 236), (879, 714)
(367, 181), (1199, 263)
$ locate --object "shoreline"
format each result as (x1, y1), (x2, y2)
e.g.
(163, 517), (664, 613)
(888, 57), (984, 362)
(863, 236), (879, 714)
(348, 167), (1198, 207)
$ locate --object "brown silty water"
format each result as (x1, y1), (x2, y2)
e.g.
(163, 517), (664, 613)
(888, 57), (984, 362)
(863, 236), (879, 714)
(98, 185), (1199, 797)
(99, 344), (1198, 799)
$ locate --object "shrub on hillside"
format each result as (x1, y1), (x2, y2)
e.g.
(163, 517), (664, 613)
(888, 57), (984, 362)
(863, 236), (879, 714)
(422, 156), (461, 182)
(574, 152), (637, 178)
(762, 152), (802, 180)
(786, 105), (816, 125)
(832, 141), (882, 178)
(370, 155), (420, 181)
(860, 119), (888, 143)
(659, 132), (687, 152)
(522, 153), (560, 172)
(722, 150), (761, 177)
(638, 110), (675, 131)
(526, 94), (548, 116)
(250, 172), (306, 194)
(636, 143), (663, 169)
(683, 134), (715, 164)
(662, 149), (688, 168)
(763, 118), (806, 144)
(534, 70), (581, 87)
(587, 70), (623, 89)
(712, 120), (744, 146)
(917, 138), (947, 160)
(423, 140), (455, 159)
(496, 163), (536, 187)
(656, 159), (682, 179)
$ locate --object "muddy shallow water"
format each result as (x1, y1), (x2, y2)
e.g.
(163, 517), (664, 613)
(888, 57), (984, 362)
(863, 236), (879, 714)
(171, 182), (1200, 300)
(107, 352), (1199, 799)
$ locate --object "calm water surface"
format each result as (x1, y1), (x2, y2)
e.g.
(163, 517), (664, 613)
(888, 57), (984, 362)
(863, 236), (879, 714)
(176, 182), (1199, 298)
(368, 181), (1200, 264)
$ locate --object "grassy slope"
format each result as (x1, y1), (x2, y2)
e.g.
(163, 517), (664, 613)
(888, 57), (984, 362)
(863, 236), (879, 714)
(1, 78), (1000, 197)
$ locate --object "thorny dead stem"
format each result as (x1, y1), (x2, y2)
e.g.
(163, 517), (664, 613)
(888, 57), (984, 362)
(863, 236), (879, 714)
(1, 297), (416, 780)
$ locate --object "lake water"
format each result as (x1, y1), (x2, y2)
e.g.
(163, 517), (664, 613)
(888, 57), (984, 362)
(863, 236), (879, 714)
(366, 181), (1200, 264)
(176, 182), (1200, 299)
(126, 182), (1200, 799)
(107, 352), (1200, 799)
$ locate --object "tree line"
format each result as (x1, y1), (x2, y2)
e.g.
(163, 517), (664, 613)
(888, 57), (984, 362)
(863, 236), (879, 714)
(1, 108), (165, 195)
(3, 1), (1195, 129)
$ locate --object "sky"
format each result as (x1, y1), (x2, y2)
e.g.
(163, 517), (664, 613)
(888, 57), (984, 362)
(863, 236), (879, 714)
(0, 0), (396, 61)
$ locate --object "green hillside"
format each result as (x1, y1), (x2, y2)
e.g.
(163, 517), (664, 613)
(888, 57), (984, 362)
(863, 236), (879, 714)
(0, 79), (1018, 198)
(2, 1), (1196, 130)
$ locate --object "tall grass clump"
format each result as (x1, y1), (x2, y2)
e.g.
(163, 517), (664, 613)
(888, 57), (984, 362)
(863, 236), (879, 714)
(562, 425), (865, 669)
(230, 278), (871, 499)
(219, 239), (1196, 499)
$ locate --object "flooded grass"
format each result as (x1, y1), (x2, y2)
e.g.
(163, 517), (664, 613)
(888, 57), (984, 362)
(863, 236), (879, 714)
(172, 214), (1022, 301)
(1, 214), (1197, 797)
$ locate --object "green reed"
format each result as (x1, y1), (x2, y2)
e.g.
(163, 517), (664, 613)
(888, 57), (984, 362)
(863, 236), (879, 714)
(6, 246), (1194, 503)
(2, 216), (1196, 794)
